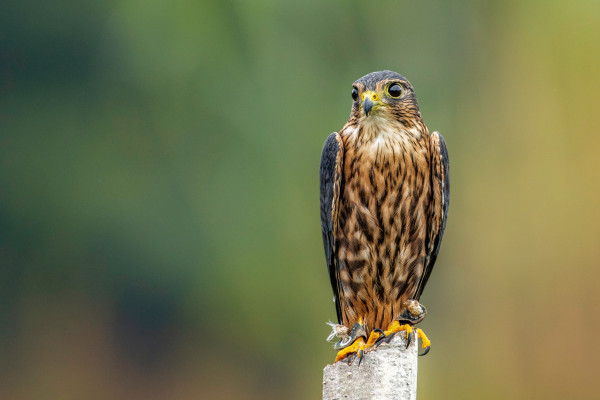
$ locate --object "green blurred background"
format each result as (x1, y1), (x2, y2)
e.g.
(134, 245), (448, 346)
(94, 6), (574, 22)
(2, 0), (600, 398)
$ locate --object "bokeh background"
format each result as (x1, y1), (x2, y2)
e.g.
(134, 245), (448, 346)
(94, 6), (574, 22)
(2, 0), (600, 399)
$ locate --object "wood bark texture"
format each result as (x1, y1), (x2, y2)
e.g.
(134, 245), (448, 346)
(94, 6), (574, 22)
(322, 333), (417, 400)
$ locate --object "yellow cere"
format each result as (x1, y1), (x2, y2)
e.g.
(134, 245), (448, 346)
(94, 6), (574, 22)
(361, 91), (379, 102)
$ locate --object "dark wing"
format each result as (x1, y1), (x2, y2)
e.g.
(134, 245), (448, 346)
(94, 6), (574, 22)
(319, 132), (344, 323)
(415, 131), (450, 300)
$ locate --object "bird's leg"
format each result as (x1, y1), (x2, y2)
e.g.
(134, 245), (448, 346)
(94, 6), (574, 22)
(382, 323), (431, 354)
(333, 319), (367, 363)
(380, 320), (415, 346)
(416, 328), (431, 356)
(365, 328), (386, 347)
(334, 336), (367, 363)
(367, 299), (432, 353)
(397, 299), (431, 355)
(332, 300), (432, 362)
(398, 299), (427, 324)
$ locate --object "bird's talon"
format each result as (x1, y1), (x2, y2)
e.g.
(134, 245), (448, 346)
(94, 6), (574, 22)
(372, 328), (387, 346)
(334, 336), (366, 363)
(416, 328), (431, 356)
(406, 330), (414, 348)
(357, 349), (364, 366)
(365, 328), (383, 347)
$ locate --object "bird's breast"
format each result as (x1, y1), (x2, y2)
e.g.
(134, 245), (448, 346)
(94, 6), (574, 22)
(335, 122), (431, 329)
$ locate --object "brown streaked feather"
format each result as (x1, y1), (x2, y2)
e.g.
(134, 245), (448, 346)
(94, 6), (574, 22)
(321, 71), (449, 334)
(335, 120), (432, 332)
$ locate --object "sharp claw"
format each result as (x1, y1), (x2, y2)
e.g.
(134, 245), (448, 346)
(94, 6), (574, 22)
(373, 328), (386, 345)
(415, 328), (431, 356)
(406, 331), (414, 348)
(357, 349), (364, 366)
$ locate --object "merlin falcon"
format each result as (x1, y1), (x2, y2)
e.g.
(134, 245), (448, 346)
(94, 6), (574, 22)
(319, 70), (449, 363)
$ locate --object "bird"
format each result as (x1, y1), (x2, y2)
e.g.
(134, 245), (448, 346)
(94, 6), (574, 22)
(319, 70), (449, 363)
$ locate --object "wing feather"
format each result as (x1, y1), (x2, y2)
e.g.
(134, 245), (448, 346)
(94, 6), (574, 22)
(415, 131), (450, 300)
(319, 132), (344, 323)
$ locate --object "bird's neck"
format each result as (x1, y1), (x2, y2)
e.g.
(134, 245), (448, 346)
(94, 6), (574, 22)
(342, 115), (426, 147)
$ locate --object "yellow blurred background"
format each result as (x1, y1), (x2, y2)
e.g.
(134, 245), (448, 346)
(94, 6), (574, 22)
(2, 1), (600, 399)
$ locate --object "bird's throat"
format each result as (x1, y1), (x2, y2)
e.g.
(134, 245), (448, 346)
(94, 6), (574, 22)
(351, 116), (421, 148)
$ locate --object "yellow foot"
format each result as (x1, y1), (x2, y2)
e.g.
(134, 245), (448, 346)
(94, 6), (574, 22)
(361, 322), (413, 351)
(334, 336), (366, 363)
(384, 321), (414, 342)
(333, 323), (432, 363)
(416, 328), (431, 356)
(367, 321), (432, 355)
(365, 328), (386, 347)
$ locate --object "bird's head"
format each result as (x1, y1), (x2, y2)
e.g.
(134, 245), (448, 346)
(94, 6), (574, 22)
(349, 70), (422, 129)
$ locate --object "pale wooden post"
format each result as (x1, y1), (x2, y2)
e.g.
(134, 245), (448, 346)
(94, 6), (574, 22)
(322, 333), (418, 400)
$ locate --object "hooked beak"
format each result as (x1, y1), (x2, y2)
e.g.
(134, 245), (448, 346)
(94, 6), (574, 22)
(362, 91), (378, 117)
(363, 97), (374, 116)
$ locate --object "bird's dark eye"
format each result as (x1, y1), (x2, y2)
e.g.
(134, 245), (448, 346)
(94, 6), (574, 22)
(387, 84), (402, 98)
(351, 87), (359, 101)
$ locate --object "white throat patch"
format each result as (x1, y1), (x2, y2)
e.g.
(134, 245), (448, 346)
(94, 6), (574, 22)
(350, 115), (421, 149)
